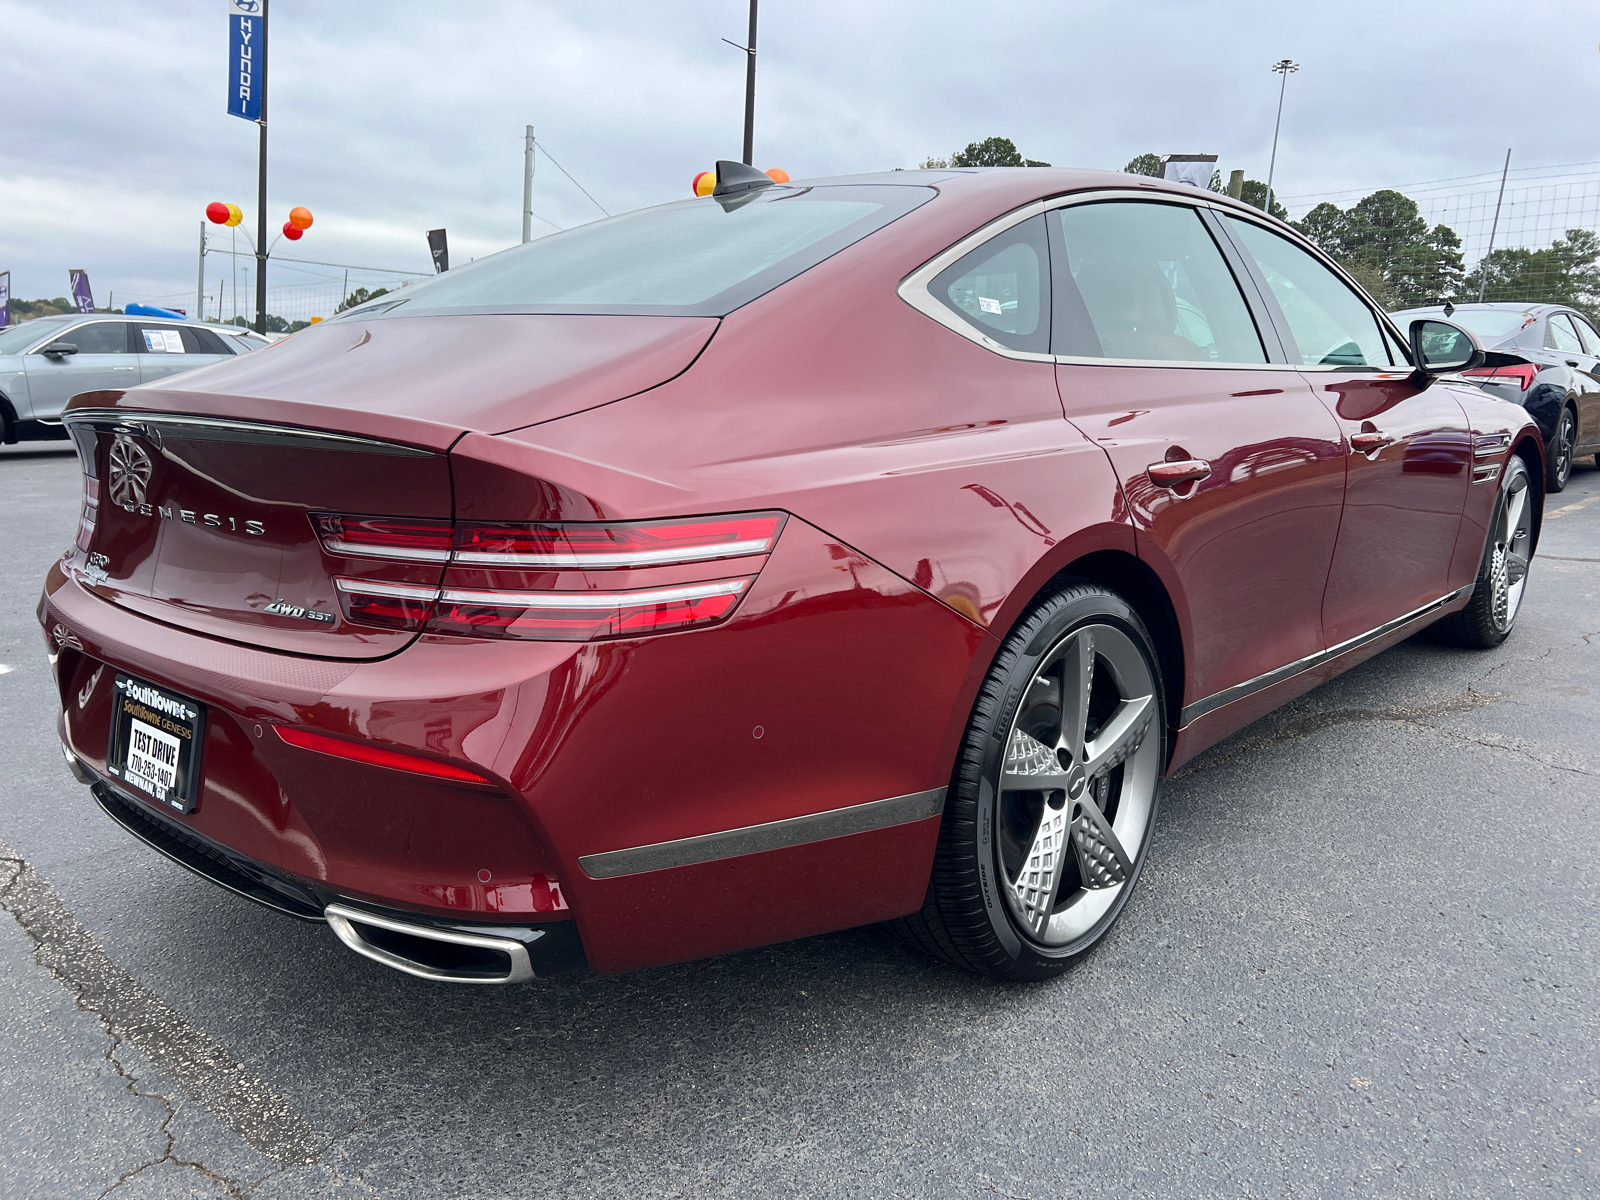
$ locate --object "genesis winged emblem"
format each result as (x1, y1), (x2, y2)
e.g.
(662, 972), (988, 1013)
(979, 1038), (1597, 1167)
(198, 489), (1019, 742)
(108, 434), (153, 507)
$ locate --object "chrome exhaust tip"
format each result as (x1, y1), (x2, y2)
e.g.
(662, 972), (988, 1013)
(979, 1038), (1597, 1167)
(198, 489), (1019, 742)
(324, 903), (536, 984)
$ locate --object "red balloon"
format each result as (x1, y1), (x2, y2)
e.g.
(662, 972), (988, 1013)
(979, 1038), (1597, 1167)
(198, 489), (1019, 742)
(281, 222), (304, 241)
(206, 201), (231, 225)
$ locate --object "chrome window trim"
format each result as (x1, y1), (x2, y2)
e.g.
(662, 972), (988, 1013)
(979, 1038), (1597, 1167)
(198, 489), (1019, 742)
(1178, 586), (1471, 726)
(899, 187), (1387, 370)
(578, 786), (947, 879)
(61, 408), (436, 457)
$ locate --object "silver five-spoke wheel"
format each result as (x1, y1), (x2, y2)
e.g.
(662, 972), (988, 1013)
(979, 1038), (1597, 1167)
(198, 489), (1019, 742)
(997, 622), (1160, 948)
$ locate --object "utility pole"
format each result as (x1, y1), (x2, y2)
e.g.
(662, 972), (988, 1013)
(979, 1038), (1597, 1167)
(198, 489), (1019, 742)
(254, 0), (270, 333)
(522, 125), (536, 243)
(1264, 58), (1298, 216)
(195, 220), (206, 322)
(1478, 149), (1513, 302)
(722, 0), (758, 165)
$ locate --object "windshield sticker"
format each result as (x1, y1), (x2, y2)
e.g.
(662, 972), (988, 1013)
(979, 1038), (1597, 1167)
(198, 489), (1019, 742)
(978, 297), (1002, 315)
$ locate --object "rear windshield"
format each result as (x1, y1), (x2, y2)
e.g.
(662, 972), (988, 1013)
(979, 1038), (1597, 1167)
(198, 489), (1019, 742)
(0, 315), (72, 354)
(1394, 308), (1534, 342)
(342, 184), (933, 319)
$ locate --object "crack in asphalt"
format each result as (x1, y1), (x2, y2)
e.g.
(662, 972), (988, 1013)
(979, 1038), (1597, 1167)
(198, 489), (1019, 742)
(0, 840), (323, 1176)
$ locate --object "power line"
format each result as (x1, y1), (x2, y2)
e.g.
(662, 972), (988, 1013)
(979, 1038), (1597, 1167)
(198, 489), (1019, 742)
(535, 143), (610, 217)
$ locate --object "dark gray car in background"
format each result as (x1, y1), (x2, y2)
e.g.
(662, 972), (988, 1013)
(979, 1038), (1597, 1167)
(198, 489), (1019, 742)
(0, 314), (267, 444)
(1393, 302), (1600, 491)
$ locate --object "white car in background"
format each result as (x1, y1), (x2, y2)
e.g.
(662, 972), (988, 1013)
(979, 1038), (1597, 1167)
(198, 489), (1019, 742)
(0, 314), (268, 444)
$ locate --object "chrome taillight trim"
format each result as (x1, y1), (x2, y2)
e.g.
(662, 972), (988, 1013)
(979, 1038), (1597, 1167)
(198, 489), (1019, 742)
(332, 577), (441, 600)
(451, 537), (775, 569)
(438, 579), (749, 609)
(323, 538), (453, 563)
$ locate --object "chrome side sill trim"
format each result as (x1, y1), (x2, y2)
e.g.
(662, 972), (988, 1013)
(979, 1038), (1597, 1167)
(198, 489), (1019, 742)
(578, 786), (947, 879)
(1178, 586), (1471, 726)
(61, 408), (435, 457)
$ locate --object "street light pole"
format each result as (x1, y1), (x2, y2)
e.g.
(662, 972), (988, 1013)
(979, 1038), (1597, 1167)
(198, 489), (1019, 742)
(522, 124), (535, 244)
(254, 0), (270, 333)
(1264, 58), (1298, 216)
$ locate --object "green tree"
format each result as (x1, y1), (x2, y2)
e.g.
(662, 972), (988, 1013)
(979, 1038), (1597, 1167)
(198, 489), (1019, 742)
(336, 286), (391, 313)
(1461, 229), (1600, 319)
(948, 137), (1050, 168)
(1293, 189), (1464, 307)
(1238, 180), (1288, 220)
(1123, 152), (1162, 177)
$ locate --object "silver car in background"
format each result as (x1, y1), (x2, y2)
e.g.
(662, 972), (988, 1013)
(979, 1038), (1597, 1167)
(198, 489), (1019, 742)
(0, 314), (269, 444)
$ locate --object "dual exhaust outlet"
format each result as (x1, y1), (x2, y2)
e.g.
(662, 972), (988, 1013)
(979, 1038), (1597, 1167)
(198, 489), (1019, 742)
(324, 903), (538, 984)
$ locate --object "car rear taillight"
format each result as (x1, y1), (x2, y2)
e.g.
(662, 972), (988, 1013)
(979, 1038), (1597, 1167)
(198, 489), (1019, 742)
(76, 475), (100, 553)
(333, 577), (439, 631)
(1461, 364), (1538, 392)
(315, 513), (454, 562)
(431, 578), (752, 641)
(453, 514), (783, 569)
(320, 511), (785, 641)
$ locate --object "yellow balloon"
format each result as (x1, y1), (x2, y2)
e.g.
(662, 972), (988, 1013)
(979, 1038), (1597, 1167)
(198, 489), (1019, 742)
(224, 203), (243, 227)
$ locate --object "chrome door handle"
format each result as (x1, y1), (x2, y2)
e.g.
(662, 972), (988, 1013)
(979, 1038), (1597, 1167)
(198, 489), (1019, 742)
(1147, 458), (1212, 487)
(1350, 431), (1394, 454)
(112, 366), (136, 371)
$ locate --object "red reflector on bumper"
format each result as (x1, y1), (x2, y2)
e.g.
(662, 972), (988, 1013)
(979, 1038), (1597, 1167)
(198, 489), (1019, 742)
(275, 726), (493, 785)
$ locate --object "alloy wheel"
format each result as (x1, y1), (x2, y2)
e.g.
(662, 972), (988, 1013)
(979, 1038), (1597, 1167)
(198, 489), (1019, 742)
(1552, 410), (1574, 490)
(996, 622), (1161, 948)
(1490, 470), (1533, 632)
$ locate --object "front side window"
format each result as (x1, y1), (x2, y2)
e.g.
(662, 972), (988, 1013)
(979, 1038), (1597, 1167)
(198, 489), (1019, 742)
(1546, 313), (1584, 353)
(1224, 216), (1391, 368)
(342, 184), (933, 319)
(0, 315), (72, 354)
(1052, 201), (1266, 364)
(59, 322), (131, 355)
(930, 215), (1049, 354)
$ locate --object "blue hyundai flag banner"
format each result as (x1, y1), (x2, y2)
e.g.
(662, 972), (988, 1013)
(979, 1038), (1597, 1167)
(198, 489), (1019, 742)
(0, 272), (10, 328)
(68, 270), (94, 313)
(227, 0), (263, 122)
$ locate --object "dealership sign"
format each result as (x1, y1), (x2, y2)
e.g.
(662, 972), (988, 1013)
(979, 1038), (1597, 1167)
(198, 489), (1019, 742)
(69, 270), (95, 313)
(0, 272), (10, 328)
(227, 0), (263, 122)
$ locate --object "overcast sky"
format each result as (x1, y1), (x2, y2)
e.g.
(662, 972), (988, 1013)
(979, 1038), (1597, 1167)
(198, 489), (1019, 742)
(2, 0), (1596, 314)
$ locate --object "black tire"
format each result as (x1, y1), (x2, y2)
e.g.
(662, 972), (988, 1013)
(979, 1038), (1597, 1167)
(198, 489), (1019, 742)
(896, 580), (1167, 981)
(1546, 407), (1575, 493)
(1431, 456), (1535, 649)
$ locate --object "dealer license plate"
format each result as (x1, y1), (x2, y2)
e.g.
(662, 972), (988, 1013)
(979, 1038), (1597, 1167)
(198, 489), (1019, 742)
(106, 674), (206, 814)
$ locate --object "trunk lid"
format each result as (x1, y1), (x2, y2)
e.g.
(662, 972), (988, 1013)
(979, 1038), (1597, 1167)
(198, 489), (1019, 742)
(63, 314), (716, 659)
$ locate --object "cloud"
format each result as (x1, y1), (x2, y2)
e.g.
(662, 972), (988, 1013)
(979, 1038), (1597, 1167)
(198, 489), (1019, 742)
(2, 0), (1595, 313)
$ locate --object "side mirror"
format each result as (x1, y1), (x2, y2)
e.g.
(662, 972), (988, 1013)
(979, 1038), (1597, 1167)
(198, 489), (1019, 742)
(41, 342), (79, 357)
(1408, 318), (1483, 381)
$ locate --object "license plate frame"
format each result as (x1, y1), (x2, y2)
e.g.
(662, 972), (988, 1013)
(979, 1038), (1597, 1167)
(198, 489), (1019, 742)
(106, 673), (206, 815)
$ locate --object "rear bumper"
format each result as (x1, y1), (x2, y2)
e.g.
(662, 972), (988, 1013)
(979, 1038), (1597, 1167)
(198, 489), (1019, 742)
(40, 514), (982, 974)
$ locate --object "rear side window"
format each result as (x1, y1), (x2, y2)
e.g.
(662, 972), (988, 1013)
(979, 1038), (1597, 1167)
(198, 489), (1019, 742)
(1224, 217), (1391, 368)
(931, 215), (1050, 354)
(135, 325), (226, 354)
(59, 322), (131, 354)
(349, 185), (934, 318)
(1547, 313), (1584, 353)
(1051, 201), (1266, 364)
(1571, 312), (1600, 354)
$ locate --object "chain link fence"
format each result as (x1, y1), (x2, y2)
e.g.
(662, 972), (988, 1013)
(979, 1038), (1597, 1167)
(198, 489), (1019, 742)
(1278, 163), (1600, 318)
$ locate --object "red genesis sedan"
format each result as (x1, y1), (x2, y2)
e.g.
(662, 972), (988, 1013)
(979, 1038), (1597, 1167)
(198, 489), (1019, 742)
(42, 162), (1542, 983)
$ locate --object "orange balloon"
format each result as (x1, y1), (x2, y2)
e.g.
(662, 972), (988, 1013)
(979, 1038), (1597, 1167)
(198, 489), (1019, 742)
(288, 206), (313, 230)
(692, 170), (715, 197)
(224, 203), (243, 227)
(765, 167), (790, 183)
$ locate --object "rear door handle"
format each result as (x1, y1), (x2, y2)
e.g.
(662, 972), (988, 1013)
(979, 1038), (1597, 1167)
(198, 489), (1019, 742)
(112, 366), (136, 371)
(1147, 458), (1212, 487)
(1350, 431), (1394, 454)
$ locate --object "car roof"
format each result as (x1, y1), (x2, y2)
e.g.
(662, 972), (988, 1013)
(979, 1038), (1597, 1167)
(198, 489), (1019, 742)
(1393, 302), (1555, 316)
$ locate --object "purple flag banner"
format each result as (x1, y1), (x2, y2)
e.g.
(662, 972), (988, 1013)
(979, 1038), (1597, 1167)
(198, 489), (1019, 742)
(0, 271), (10, 328)
(68, 269), (95, 313)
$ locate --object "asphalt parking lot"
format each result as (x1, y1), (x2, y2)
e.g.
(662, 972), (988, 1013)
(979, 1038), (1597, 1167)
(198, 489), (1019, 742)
(1, 440), (1596, 1199)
